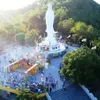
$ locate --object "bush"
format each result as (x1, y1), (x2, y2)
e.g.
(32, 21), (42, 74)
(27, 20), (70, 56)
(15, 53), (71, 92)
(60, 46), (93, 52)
(16, 90), (47, 100)
(61, 47), (100, 85)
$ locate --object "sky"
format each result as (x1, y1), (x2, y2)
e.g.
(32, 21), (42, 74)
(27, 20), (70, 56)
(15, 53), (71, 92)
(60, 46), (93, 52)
(0, 0), (99, 10)
(0, 0), (37, 10)
(94, 0), (100, 4)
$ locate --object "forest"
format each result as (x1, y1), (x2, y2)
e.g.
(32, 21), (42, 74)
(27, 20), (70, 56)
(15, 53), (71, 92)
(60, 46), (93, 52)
(0, 0), (100, 47)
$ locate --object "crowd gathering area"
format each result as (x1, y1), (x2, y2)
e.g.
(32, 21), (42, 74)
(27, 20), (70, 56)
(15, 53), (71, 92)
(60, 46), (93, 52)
(0, 45), (62, 94)
(0, 44), (77, 95)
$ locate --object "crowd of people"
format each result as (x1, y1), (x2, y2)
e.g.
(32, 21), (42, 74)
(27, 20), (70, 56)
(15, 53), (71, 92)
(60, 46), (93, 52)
(40, 73), (58, 93)
(28, 73), (59, 93)
(29, 82), (45, 93)
(0, 45), (65, 94)
(45, 79), (57, 92)
(0, 71), (59, 94)
(0, 46), (34, 89)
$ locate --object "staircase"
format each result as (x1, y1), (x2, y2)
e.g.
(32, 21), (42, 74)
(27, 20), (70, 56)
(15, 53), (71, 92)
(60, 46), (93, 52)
(49, 84), (91, 100)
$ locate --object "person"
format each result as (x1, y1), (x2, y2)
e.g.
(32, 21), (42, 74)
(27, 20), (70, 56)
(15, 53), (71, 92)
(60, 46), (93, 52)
(63, 79), (66, 86)
(60, 63), (62, 69)
(41, 74), (44, 85)
(26, 59), (30, 65)
(38, 88), (41, 93)
(25, 83), (28, 88)
(62, 79), (67, 90)
(63, 84), (67, 91)
(50, 87), (52, 93)
(9, 60), (12, 63)
(7, 92), (10, 98)
(46, 77), (48, 82)
(51, 82), (54, 88)
(60, 63), (63, 69)
(46, 87), (48, 92)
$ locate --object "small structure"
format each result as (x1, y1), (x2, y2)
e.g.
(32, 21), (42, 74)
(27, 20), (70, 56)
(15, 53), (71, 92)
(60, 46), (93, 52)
(6, 58), (38, 75)
(25, 64), (38, 75)
(39, 42), (66, 59)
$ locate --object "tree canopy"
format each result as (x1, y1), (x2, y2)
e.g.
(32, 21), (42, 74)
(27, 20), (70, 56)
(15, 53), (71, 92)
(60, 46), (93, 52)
(0, 0), (100, 46)
(61, 47), (100, 85)
(16, 91), (47, 100)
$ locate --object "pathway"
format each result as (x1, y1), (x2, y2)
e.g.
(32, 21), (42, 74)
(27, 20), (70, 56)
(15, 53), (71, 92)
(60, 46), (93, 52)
(31, 45), (78, 90)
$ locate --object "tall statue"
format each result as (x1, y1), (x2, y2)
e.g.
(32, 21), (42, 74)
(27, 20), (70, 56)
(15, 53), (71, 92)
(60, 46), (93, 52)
(45, 3), (56, 43)
(46, 3), (54, 32)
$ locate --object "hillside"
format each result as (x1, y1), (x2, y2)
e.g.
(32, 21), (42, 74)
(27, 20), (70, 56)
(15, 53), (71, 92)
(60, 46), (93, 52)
(0, 1), (39, 23)
(51, 0), (100, 29)
(0, 0), (100, 46)
(50, 0), (100, 45)
(0, 1), (46, 46)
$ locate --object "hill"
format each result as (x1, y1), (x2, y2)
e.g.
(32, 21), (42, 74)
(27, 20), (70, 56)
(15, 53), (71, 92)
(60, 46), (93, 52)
(52, 0), (100, 29)
(0, 1), (39, 23)
(0, 0), (100, 46)
(47, 0), (100, 45)
(0, 0), (46, 46)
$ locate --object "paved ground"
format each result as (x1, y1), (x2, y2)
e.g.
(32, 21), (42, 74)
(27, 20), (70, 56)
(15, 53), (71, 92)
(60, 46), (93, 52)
(32, 45), (78, 91)
(49, 84), (91, 100)
(26, 45), (78, 87)
(0, 44), (78, 99)
(0, 45), (78, 86)
(0, 45), (34, 72)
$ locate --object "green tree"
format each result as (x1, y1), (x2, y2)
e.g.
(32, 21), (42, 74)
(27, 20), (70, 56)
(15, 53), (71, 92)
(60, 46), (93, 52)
(70, 22), (87, 36)
(61, 47), (100, 85)
(0, 26), (8, 38)
(57, 18), (75, 37)
(16, 32), (25, 45)
(25, 29), (39, 45)
(58, 18), (75, 32)
(91, 38), (100, 56)
(63, 18), (75, 31)
(16, 91), (37, 100)
(16, 90), (47, 100)
(4, 23), (16, 36)
(70, 21), (99, 45)
(55, 8), (67, 21)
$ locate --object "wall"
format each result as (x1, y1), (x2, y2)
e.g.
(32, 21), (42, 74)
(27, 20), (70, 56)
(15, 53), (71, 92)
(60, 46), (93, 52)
(80, 84), (97, 100)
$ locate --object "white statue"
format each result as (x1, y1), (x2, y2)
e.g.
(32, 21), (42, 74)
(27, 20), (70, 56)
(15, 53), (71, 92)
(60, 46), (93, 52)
(45, 3), (56, 44)
(46, 3), (54, 32)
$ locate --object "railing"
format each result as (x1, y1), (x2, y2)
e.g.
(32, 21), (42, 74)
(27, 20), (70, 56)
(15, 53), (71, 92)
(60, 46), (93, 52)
(79, 84), (97, 100)
(0, 85), (21, 94)
(46, 92), (52, 100)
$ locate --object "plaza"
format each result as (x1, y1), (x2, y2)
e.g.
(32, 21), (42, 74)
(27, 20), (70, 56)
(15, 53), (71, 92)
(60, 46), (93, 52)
(0, 43), (77, 93)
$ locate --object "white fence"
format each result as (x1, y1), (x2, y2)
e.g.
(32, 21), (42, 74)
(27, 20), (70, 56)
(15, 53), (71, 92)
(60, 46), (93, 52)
(46, 92), (52, 100)
(80, 84), (98, 100)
